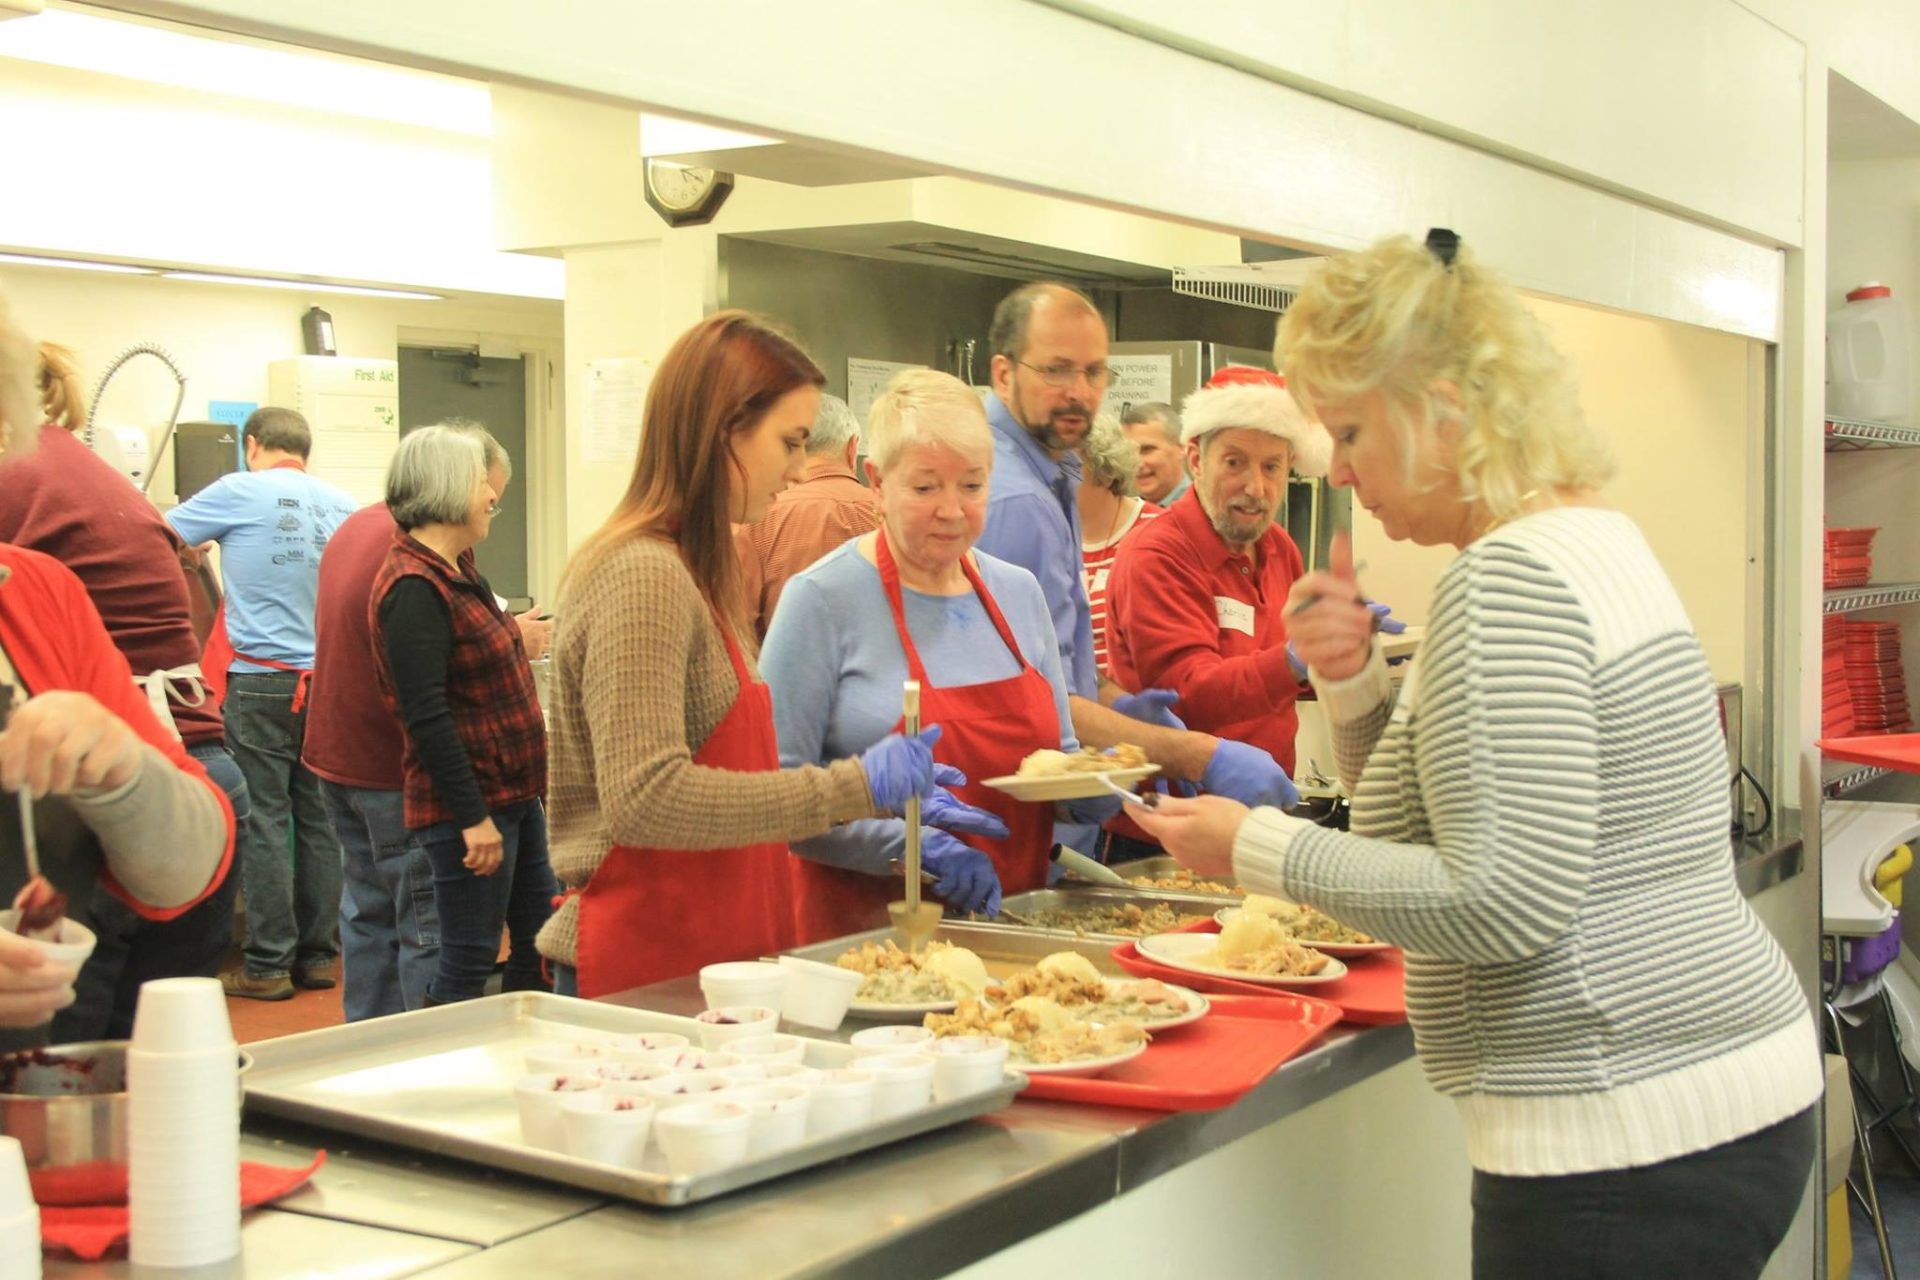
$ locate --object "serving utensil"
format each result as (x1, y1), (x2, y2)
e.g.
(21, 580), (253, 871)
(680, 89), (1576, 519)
(1054, 846), (1128, 887)
(886, 681), (941, 953)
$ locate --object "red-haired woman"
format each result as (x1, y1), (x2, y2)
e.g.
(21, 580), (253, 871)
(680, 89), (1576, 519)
(537, 312), (964, 998)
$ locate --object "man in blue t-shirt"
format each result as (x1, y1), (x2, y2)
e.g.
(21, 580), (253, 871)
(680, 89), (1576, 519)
(167, 407), (357, 1000)
(972, 283), (1299, 859)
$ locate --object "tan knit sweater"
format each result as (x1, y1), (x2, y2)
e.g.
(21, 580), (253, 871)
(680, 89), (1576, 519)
(536, 537), (876, 967)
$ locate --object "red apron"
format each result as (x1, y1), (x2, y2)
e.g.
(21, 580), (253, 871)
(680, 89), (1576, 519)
(791, 533), (1061, 944)
(568, 614), (796, 999)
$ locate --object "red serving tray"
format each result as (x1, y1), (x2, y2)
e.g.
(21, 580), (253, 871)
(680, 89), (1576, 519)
(1110, 922), (1409, 1026)
(1019, 993), (1340, 1111)
(1819, 732), (1920, 774)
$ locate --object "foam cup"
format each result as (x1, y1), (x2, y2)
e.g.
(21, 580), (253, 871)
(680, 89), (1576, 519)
(776, 955), (863, 1030)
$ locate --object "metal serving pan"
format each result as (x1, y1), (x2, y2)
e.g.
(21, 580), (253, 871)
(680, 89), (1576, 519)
(782, 920), (1121, 979)
(1064, 856), (1244, 898)
(241, 992), (1024, 1208)
(972, 889), (1223, 944)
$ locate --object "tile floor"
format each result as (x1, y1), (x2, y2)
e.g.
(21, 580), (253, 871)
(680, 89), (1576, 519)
(225, 981), (345, 1044)
(1852, 1173), (1920, 1279)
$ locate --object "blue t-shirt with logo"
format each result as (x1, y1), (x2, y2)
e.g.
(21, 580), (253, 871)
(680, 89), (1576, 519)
(166, 465), (359, 672)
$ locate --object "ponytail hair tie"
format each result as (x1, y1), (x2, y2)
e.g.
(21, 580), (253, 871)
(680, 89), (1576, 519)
(1425, 227), (1460, 269)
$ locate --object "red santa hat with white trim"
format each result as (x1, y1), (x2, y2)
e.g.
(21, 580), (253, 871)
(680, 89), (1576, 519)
(1178, 365), (1332, 477)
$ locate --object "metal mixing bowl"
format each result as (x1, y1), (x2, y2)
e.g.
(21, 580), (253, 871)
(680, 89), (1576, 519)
(0, 1040), (252, 1178)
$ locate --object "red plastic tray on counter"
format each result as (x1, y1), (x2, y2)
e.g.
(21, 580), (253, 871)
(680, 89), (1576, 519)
(1818, 732), (1920, 775)
(1111, 922), (1408, 1026)
(1019, 993), (1340, 1111)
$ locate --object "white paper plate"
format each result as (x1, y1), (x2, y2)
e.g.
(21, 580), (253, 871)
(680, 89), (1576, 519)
(1214, 907), (1394, 956)
(1100, 980), (1209, 1030)
(1014, 1037), (1150, 1078)
(981, 764), (1160, 802)
(847, 996), (956, 1022)
(1137, 931), (1349, 986)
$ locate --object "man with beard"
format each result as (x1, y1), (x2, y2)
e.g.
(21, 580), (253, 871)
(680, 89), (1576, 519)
(975, 285), (1298, 824)
(1105, 366), (1331, 791)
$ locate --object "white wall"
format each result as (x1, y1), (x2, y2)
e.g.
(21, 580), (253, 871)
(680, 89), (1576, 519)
(0, 262), (562, 508)
(0, 57), (561, 299)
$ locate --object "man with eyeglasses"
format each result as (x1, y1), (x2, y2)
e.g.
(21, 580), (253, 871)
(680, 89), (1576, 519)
(974, 283), (1299, 851)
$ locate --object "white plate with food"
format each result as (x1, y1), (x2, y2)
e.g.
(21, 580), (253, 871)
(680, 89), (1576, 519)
(838, 939), (987, 1020)
(984, 764), (1159, 803)
(1015, 1037), (1150, 1078)
(1137, 930), (1349, 986)
(1214, 906), (1393, 956)
(1101, 979), (1209, 1030)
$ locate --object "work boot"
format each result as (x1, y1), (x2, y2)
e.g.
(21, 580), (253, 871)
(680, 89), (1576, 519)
(221, 968), (294, 1001)
(293, 961), (337, 990)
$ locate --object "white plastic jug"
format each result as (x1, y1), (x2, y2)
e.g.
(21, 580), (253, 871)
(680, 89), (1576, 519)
(1828, 282), (1913, 424)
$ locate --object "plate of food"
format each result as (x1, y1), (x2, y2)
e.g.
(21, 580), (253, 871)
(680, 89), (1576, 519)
(837, 939), (990, 1019)
(983, 744), (1159, 802)
(925, 996), (1152, 1078)
(1137, 920), (1349, 987)
(984, 952), (1209, 1029)
(1216, 896), (1393, 956)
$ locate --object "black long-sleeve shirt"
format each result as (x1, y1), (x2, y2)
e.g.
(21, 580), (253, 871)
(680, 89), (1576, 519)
(377, 577), (488, 828)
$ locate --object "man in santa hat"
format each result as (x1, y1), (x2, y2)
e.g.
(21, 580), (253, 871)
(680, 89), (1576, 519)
(1103, 367), (1364, 858)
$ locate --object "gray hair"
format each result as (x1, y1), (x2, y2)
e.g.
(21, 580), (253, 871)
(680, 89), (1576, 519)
(433, 416), (512, 482)
(1080, 413), (1139, 497)
(385, 425), (488, 531)
(243, 406), (312, 459)
(988, 281), (1102, 359)
(805, 393), (859, 457)
(1121, 401), (1180, 444)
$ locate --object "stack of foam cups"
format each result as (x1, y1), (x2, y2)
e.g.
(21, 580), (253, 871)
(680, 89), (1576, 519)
(0, 1134), (41, 1279)
(128, 977), (242, 1268)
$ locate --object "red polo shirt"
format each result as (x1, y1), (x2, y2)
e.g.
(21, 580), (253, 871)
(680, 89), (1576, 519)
(1104, 488), (1305, 771)
(303, 504), (406, 790)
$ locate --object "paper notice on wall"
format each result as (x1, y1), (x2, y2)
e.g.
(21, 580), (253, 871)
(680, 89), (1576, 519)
(582, 357), (652, 464)
(1102, 354), (1174, 420)
(847, 358), (926, 426)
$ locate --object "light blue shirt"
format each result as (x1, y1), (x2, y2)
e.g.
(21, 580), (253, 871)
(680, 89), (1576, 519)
(1158, 474), (1192, 508)
(166, 465), (358, 672)
(761, 540), (1081, 874)
(973, 393), (1098, 701)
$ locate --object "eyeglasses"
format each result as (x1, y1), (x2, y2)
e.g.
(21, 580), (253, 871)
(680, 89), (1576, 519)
(485, 499), (503, 516)
(1013, 359), (1113, 390)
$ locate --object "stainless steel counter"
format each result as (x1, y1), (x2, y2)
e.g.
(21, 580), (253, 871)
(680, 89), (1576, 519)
(43, 977), (1416, 1279)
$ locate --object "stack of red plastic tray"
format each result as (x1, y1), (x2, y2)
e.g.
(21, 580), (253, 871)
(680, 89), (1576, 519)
(1844, 619), (1913, 733)
(1824, 615), (1855, 737)
(1825, 527), (1878, 588)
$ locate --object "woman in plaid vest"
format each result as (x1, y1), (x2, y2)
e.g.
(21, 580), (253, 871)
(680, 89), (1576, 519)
(370, 426), (554, 1004)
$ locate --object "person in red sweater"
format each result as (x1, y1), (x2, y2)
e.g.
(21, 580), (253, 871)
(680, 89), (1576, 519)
(1101, 366), (1326, 859)
(0, 342), (247, 1040)
(0, 293), (235, 1045)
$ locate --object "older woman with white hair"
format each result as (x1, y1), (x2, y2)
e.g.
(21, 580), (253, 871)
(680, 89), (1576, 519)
(370, 425), (554, 1004)
(762, 370), (1118, 941)
(0, 291), (233, 1041)
(1133, 230), (1817, 1280)
(1076, 413), (1161, 680)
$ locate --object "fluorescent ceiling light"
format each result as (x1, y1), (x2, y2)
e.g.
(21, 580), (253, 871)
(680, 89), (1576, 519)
(0, 9), (490, 135)
(0, 251), (155, 274)
(640, 112), (777, 157)
(160, 272), (442, 300)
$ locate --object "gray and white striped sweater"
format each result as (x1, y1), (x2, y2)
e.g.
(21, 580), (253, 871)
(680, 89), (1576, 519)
(1234, 507), (1819, 1176)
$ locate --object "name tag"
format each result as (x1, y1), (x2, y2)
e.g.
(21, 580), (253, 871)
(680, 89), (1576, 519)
(1214, 596), (1255, 636)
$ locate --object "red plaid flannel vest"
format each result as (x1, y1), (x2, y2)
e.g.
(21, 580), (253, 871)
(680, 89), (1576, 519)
(369, 530), (547, 830)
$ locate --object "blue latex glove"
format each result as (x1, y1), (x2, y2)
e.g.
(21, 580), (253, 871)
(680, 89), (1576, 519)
(859, 725), (945, 812)
(1200, 739), (1301, 810)
(923, 786), (1011, 840)
(1061, 790), (1125, 825)
(1112, 688), (1187, 731)
(1286, 641), (1309, 681)
(1369, 601), (1407, 635)
(921, 830), (1002, 916)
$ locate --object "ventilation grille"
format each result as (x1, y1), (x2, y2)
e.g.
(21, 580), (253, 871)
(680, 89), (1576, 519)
(1173, 267), (1298, 314)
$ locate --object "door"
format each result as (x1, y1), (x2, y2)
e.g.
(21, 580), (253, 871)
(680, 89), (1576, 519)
(396, 348), (532, 606)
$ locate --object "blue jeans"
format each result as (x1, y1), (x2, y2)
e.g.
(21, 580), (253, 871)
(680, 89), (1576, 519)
(411, 799), (556, 1003)
(321, 780), (438, 1021)
(553, 963), (577, 998)
(52, 741), (249, 1042)
(224, 670), (343, 979)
